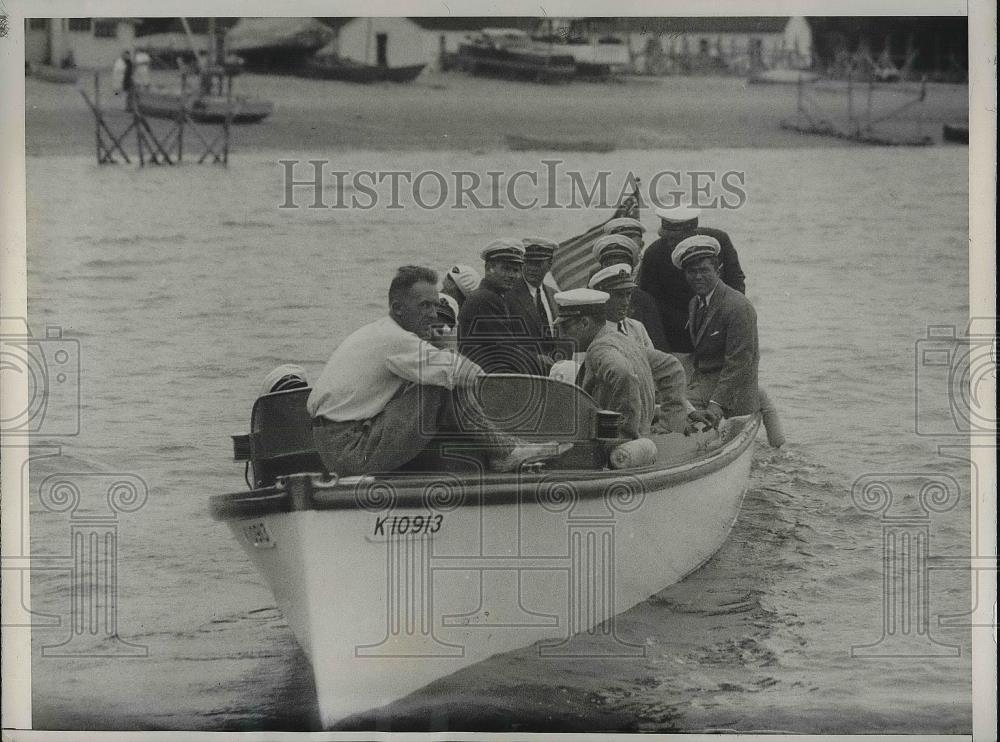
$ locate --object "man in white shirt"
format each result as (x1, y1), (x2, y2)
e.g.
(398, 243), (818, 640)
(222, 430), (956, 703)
(308, 265), (565, 476)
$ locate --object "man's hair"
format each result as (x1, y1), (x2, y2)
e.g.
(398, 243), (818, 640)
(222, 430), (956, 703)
(389, 265), (438, 305)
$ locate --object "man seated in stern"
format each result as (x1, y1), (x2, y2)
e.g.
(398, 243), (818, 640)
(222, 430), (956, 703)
(458, 239), (537, 374)
(308, 266), (567, 476)
(553, 288), (718, 440)
(591, 232), (670, 352)
(503, 236), (565, 375)
(588, 263), (654, 351)
(671, 235), (759, 421)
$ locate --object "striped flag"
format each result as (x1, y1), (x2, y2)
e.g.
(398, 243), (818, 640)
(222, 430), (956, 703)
(549, 186), (641, 290)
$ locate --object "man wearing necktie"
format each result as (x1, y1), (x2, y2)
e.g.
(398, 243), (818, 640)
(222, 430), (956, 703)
(503, 236), (566, 375)
(672, 234), (759, 420)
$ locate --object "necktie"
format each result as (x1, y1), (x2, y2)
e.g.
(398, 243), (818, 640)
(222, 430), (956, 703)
(617, 320), (628, 335)
(574, 360), (587, 387)
(535, 289), (551, 336)
(694, 298), (708, 334)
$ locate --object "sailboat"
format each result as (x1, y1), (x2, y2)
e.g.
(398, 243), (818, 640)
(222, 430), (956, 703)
(134, 18), (274, 125)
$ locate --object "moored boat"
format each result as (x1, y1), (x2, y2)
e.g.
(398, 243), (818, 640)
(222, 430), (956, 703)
(301, 57), (426, 83)
(210, 374), (760, 726)
(225, 17), (335, 72)
(748, 68), (820, 84)
(134, 90), (273, 124)
(454, 28), (576, 83)
(942, 122), (969, 144)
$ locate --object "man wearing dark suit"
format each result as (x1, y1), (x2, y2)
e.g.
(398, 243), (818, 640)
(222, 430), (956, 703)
(673, 235), (759, 419)
(591, 230), (670, 352)
(639, 206), (746, 354)
(504, 237), (563, 375)
(459, 238), (535, 374)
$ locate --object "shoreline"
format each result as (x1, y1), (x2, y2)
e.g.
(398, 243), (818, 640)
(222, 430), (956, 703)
(25, 70), (968, 157)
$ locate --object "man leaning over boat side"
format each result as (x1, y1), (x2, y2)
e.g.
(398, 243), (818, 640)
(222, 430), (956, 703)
(307, 266), (566, 476)
(553, 288), (718, 440)
(672, 236), (759, 421)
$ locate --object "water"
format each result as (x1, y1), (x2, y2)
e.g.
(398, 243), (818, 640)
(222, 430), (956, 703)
(23, 146), (971, 732)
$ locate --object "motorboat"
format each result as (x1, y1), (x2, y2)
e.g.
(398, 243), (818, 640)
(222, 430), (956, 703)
(210, 374), (760, 726)
(134, 89), (273, 124)
(453, 28), (576, 83)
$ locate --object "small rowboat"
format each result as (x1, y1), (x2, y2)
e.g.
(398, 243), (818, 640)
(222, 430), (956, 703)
(211, 374), (759, 727)
(942, 122), (969, 144)
(134, 90), (273, 124)
(300, 58), (426, 84)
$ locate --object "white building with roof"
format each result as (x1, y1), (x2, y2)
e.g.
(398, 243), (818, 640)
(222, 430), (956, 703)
(26, 18), (138, 68)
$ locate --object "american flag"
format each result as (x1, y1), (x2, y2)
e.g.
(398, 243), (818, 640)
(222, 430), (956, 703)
(549, 185), (641, 290)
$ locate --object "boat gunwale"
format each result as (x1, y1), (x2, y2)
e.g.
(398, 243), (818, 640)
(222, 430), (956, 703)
(210, 415), (760, 521)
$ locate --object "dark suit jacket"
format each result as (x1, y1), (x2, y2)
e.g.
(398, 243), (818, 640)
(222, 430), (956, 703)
(687, 281), (759, 416)
(629, 287), (670, 352)
(503, 279), (566, 374)
(458, 280), (537, 374)
(638, 226), (746, 353)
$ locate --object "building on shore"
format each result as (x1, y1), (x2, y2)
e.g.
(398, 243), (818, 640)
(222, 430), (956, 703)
(25, 17), (137, 69)
(619, 17), (812, 75)
(316, 18), (428, 69)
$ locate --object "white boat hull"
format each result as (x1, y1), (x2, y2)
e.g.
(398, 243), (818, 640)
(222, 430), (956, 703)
(217, 419), (759, 727)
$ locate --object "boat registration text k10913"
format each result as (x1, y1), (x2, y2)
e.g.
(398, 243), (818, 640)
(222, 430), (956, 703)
(371, 513), (443, 538)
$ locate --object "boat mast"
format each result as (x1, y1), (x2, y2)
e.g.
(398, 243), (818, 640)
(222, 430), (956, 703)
(207, 17), (217, 68)
(179, 17), (205, 73)
(365, 18), (373, 65)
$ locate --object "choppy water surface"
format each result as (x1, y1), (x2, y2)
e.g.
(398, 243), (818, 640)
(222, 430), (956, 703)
(24, 146), (971, 733)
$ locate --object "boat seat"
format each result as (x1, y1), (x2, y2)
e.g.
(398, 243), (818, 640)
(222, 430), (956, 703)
(398, 374), (605, 473)
(249, 388), (325, 487)
(247, 377), (603, 484)
(475, 373), (598, 441)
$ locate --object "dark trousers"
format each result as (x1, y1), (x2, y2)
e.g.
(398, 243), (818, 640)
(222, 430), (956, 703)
(312, 383), (516, 477)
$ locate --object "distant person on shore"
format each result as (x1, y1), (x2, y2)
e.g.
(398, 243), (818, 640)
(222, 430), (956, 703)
(591, 232), (669, 352)
(133, 51), (151, 91)
(112, 50), (134, 111)
(554, 288), (716, 438)
(638, 205), (745, 355)
(672, 235), (759, 421)
(440, 264), (480, 308)
(458, 240), (536, 374)
(308, 265), (567, 476)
